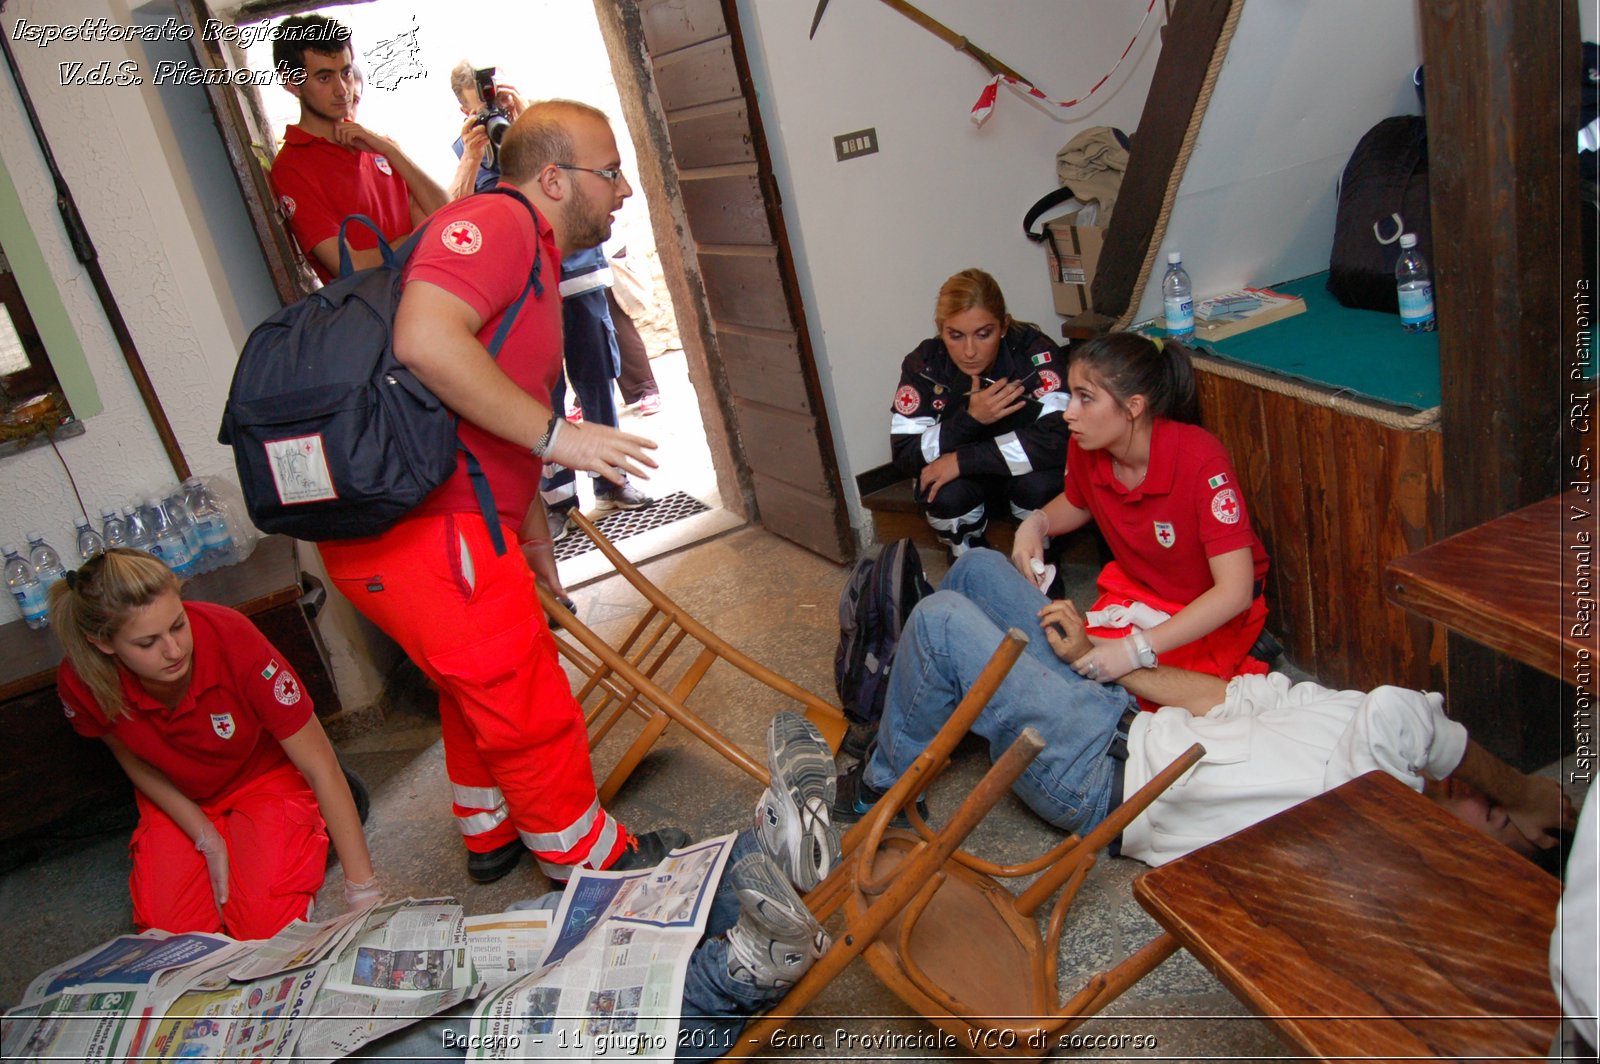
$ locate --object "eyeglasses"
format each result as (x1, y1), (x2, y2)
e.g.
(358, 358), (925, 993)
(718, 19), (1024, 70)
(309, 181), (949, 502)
(554, 163), (624, 183)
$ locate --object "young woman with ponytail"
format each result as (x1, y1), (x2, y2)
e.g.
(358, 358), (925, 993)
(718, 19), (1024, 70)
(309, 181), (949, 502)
(1010, 332), (1270, 692)
(50, 548), (379, 938)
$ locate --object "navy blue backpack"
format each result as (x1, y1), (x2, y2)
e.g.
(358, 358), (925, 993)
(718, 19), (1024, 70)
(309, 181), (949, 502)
(835, 539), (934, 726)
(218, 188), (542, 553)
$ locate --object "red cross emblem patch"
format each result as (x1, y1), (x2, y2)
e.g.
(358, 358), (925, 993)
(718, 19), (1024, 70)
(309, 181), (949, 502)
(1211, 488), (1242, 525)
(278, 195), (295, 219)
(373, 154), (394, 176)
(274, 673), (302, 706)
(210, 713), (236, 739)
(442, 220), (483, 255)
(1153, 521), (1175, 548)
(1034, 369), (1061, 397)
(893, 385), (921, 415)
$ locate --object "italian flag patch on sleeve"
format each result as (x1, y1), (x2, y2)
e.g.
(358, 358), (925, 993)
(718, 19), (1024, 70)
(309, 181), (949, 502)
(1207, 473), (1229, 489)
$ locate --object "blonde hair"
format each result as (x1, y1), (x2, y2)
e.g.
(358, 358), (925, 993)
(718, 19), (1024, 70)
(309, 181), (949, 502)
(48, 548), (181, 722)
(934, 268), (1012, 332)
(498, 99), (611, 185)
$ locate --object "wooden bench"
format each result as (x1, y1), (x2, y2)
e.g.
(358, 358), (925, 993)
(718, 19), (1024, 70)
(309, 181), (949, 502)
(1133, 771), (1561, 1060)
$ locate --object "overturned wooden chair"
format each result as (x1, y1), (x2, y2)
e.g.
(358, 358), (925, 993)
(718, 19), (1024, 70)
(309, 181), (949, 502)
(727, 628), (1206, 1058)
(537, 511), (850, 803)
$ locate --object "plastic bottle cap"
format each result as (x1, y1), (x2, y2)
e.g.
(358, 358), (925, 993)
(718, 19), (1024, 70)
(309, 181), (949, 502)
(2, 544), (17, 555)
(1399, 233), (1417, 248)
(25, 531), (42, 541)
(1167, 251), (1182, 264)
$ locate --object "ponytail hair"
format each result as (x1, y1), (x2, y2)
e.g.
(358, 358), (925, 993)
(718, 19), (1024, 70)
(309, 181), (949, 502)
(1068, 331), (1200, 425)
(48, 548), (180, 722)
(933, 268), (1013, 333)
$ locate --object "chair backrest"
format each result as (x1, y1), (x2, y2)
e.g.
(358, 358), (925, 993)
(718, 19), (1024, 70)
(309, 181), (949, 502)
(540, 511), (848, 803)
(729, 625), (1207, 1057)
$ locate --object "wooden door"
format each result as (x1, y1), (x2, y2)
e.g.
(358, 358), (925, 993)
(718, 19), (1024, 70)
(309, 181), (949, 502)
(620, 0), (854, 562)
(175, 0), (309, 305)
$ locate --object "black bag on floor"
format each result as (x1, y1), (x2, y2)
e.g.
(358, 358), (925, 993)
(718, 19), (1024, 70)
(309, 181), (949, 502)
(835, 539), (934, 726)
(1326, 115), (1431, 313)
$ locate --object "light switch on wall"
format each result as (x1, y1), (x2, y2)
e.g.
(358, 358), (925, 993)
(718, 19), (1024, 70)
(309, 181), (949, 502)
(834, 128), (879, 161)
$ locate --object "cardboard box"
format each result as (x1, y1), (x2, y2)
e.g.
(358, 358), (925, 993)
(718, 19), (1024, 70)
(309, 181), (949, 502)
(1043, 210), (1105, 316)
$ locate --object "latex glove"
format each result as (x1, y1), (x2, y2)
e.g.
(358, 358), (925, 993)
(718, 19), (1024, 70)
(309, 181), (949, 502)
(542, 420), (657, 487)
(193, 822), (229, 908)
(343, 875), (384, 909)
(1085, 601), (1173, 631)
(1071, 636), (1140, 685)
(1010, 510), (1050, 578)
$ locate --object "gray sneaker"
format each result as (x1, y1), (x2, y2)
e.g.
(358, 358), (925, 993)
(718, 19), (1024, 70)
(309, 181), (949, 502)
(547, 507), (573, 542)
(592, 481), (655, 513)
(723, 850), (830, 990)
(754, 712), (841, 892)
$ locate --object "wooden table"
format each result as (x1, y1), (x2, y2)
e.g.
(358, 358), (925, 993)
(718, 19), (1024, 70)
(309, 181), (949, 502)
(1385, 492), (1588, 682)
(1133, 771), (1561, 1061)
(0, 535), (339, 842)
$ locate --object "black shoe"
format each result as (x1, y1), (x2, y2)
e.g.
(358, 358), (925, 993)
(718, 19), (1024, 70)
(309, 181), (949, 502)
(467, 839), (525, 883)
(839, 719), (878, 761)
(607, 828), (692, 871)
(1249, 628), (1285, 665)
(830, 757), (927, 827)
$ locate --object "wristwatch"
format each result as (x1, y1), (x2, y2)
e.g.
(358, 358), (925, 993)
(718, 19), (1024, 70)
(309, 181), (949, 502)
(1128, 630), (1159, 670)
(531, 413), (562, 457)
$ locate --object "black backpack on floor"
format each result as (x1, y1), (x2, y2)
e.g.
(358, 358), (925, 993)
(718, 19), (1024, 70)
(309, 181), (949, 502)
(1326, 115), (1431, 313)
(835, 539), (934, 726)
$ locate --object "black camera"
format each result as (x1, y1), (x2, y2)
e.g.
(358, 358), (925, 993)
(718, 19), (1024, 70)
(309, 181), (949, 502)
(473, 66), (512, 169)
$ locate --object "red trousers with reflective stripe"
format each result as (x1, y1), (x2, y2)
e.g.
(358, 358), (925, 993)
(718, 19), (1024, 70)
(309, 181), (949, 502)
(1088, 560), (1269, 711)
(130, 762), (328, 940)
(319, 512), (626, 872)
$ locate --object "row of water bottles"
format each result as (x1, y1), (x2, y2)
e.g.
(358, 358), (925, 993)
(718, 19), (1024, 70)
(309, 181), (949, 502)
(5, 478), (243, 630)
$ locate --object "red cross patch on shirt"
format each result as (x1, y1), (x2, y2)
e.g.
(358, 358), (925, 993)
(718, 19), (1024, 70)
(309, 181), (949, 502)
(441, 220), (483, 255)
(1210, 488), (1241, 525)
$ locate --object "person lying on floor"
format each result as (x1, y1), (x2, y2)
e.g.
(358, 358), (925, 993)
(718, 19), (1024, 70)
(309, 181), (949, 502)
(835, 548), (1574, 866)
(364, 712), (841, 1063)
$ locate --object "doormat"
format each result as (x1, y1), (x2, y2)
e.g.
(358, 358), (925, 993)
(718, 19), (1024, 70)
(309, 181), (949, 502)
(554, 491), (712, 562)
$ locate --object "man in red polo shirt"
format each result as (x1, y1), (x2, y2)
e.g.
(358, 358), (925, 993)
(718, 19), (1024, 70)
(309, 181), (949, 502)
(268, 14), (446, 284)
(318, 99), (685, 886)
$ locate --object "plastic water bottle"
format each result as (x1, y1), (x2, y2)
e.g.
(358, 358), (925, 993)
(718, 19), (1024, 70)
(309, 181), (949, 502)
(184, 478), (238, 570)
(164, 489), (207, 572)
(26, 532), (65, 589)
(1162, 252), (1194, 339)
(75, 518), (105, 563)
(123, 504), (153, 551)
(4, 544), (48, 630)
(101, 507), (129, 550)
(1395, 232), (1436, 333)
(144, 496), (197, 576)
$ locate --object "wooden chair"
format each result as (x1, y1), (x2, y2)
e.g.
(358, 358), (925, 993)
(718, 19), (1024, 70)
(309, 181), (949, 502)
(728, 628), (1206, 1058)
(537, 511), (850, 803)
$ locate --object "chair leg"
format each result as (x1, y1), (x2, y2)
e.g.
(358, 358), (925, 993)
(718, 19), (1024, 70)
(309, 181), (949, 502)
(596, 707), (671, 804)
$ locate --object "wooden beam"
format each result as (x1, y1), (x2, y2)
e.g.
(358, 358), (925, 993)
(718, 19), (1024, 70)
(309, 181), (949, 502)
(1420, 0), (1580, 768)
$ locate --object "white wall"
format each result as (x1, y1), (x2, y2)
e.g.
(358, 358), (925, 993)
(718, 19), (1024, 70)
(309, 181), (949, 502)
(1133, 0), (1424, 321)
(0, 0), (393, 711)
(0, 0), (270, 586)
(734, 0), (1164, 526)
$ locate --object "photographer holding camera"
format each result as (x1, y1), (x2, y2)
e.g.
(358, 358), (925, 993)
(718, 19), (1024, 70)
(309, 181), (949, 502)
(447, 60), (527, 200)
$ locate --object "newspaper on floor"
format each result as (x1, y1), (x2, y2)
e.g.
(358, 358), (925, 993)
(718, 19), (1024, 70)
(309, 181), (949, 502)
(465, 833), (736, 1062)
(291, 897), (483, 1061)
(3, 898), (482, 1063)
(3, 930), (248, 1061)
(464, 909), (557, 989)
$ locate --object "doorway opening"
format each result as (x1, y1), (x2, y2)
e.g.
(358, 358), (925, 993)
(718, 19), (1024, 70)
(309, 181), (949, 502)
(238, 0), (743, 583)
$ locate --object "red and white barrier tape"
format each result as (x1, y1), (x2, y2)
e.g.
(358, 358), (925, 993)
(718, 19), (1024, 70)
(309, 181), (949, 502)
(970, 0), (1161, 125)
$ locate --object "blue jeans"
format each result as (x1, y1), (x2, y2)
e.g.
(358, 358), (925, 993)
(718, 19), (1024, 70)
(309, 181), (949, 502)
(541, 288), (624, 513)
(864, 549), (1135, 836)
(364, 832), (776, 1062)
